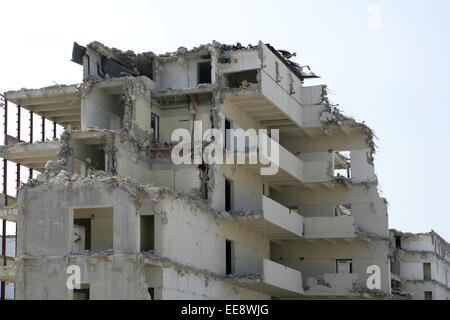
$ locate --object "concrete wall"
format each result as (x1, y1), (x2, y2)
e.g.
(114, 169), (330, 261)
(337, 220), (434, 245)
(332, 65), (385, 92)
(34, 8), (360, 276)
(272, 185), (388, 237)
(270, 239), (391, 295)
(156, 57), (214, 90)
(81, 89), (122, 130)
(211, 164), (263, 213)
(161, 268), (268, 300)
(17, 181), (139, 257)
(152, 193), (270, 275)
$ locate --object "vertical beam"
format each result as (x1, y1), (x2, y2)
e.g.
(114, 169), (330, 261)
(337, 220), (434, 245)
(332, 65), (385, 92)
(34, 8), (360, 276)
(29, 111), (33, 179)
(1, 98), (8, 300)
(16, 106), (21, 190)
(53, 121), (57, 139)
(41, 116), (45, 142)
(16, 106), (20, 267)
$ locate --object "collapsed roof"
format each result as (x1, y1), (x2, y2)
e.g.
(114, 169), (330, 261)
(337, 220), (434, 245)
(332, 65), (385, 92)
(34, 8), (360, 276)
(71, 40), (319, 82)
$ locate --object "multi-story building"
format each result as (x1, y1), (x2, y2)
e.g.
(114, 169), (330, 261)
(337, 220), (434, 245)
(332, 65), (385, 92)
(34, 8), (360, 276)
(0, 40), (391, 299)
(390, 229), (450, 300)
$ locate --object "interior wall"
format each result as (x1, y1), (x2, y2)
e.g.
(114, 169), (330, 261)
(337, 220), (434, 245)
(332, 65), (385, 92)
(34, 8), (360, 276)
(81, 89), (122, 130)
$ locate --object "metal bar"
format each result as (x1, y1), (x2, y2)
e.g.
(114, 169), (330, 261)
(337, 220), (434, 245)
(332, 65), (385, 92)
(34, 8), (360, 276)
(29, 111), (33, 179)
(53, 121), (57, 139)
(17, 105), (21, 142)
(16, 106), (20, 263)
(42, 116), (45, 141)
(1, 98), (8, 300)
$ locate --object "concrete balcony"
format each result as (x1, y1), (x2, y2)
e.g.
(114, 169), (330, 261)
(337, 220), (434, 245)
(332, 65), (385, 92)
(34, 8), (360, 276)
(239, 259), (304, 298)
(223, 44), (324, 138)
(5, 84), (82, 130)
(0, 205), (18, 222)
(233, 196), (303, 240)
(0, 140), (60, 172)
(303, 216), (357, 239)
(235, 141), (329, 187)
(0, 257), (16, 282)
(304, 273), (358, 296)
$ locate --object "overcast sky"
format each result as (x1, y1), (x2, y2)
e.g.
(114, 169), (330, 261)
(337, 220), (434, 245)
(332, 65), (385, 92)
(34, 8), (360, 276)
(0, 0), (449, 240)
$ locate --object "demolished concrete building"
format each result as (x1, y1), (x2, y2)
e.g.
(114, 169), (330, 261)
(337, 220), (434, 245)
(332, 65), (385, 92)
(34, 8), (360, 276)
(0, 40), (393, 299)
(390, 229), (450, 300)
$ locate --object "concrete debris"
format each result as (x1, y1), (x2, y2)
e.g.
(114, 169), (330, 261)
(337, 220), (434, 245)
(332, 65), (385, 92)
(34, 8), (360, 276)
(320, 85), (377, 165)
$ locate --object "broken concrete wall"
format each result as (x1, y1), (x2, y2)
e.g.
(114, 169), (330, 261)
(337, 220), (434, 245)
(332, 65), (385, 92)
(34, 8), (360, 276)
(351, 148), (376, 182)
(403, 281), (450, 300)
(151, 190), (269, 275)
(15, 255), (151, 300)
(161, 267), (268, 300)
(399, 233), (435, 252)
(17, 178), (140, 257)
(155, 52), (214, 90)
(218, 47), (261, 76)
(261, 43), (303, 105)
(390, 230), (450, 300)
(270, 240), (391, 296)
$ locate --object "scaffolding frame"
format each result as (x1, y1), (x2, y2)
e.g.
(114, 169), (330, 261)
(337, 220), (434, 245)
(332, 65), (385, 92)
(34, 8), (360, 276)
(0, 93), (58, 300)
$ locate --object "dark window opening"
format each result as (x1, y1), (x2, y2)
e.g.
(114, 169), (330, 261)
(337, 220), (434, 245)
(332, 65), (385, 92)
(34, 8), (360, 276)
(423, 263), (431, 280)
(73, 287), (90, 300)
(424, 291), (433, 300)
(226, 240), (234, 274)
(336, 259), (353, 273)
(225, 179), (232, 212)
(224, 70), (258, 88)
(395, 236), (401, 249)
(74, 218), (91, 251)
(151, 113), (159, 141)
(148, 288), (155, 300)
(198, 61), (211, 84)
(225, 119), (231, 150)
(87, 146), (105, 172)
(86, 55), (91, 76)
(140, 215), (155, 252)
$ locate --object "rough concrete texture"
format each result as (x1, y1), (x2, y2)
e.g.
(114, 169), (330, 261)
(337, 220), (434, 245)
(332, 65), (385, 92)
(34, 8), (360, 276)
(0, 40), (406, 300)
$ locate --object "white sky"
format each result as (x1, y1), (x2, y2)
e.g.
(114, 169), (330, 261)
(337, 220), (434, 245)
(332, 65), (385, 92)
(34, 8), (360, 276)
(0, 0), (449, 240)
